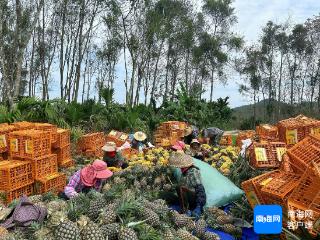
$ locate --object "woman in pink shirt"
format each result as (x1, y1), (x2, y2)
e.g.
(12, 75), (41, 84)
(63, 159), (113, 199)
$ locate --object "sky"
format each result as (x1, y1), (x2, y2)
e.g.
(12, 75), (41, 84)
(49, 0), (320, 108)
(201, 0), (320, 108)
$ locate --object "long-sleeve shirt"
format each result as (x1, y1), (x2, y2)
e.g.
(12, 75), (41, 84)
(64, 170), (102, 199)
(180, 167), (206, 208)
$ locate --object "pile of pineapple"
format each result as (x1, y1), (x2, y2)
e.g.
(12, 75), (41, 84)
(128, 147), (170, 167)
(1, 165), (223, 240)
(200, 145), (239, 176)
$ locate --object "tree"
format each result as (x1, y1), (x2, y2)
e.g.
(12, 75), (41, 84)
(0, 0), (44, 108)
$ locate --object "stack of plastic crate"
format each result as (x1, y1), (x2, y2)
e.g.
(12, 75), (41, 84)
(52, 128), (73, 168)
(77, 132), (106, 158)
(154, 121), (186, 147)
(8, 129), (66, 197)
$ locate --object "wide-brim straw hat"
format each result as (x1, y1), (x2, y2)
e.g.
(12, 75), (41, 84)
(134, 131), (147, 141)
(81, 160), (113, 186)
(169, 152), (194, 168)
(102, 142), (117, 152)
(184, 126), (193, 137)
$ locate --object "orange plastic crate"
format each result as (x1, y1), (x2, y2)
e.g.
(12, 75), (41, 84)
(236, 130), (256, 147)
(55, 144), (71, 164)
(32, 154), (58, 179)
(256, 124), (278, 141)
(277, 115), (317, 148)
(287, 135), (320, 174)
(248, 142), (286, 169)
(9, 130), (51, 159)
(261, 171), (301, 209)
(12, 121), (35, 130)
(288, 163), (320, 229)
(34, 123), (58, 143)
(241, 171), (279, 208)
(121, 148), (138, 160)
(34, 172), (66, 194)
(53, 128), (70, 148)
(0, 183), (33, 205)
(0, 160), (33, 191)
(0, 125), (15, 153)
(59, 158), (74, 168)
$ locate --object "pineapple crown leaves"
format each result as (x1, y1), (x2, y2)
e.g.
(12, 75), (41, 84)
(133, 223), (162, 240)
(42, 192), (58, 202)
(103, 183), (127, 201)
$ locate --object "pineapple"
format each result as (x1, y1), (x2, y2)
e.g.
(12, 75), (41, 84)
(203, 232), (221, 240)
(162, 228), (175, 240)
(81, 221), (105, 240)
(176, 229), (199, 240)
(153, 177), (162, 186)
(139, 207), (161, 227)
(140, 177), (148, 187)
(221, 224), (241, 236)
(33, 226), (55, 240)
(163, 184), (172, 191)
(87, 198), (107, 221)
(194, 219), (207, 238)
(99, 209), (117, 224)
(171, 210), (193, 228)
(28, 195), (43, 203)
(46, 200), (68, 214)
(113, 177), (126, 185)
(118, 227), (138, 240)
(47, 211), (68, 229)
(102, 183), (112, 193)
(0, 227), (9, 239)
(216, 215), (233, 225)
(100, 223), (120, 240)
(54, 220), (81, 240)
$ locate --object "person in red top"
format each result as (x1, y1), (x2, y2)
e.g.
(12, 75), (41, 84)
(63, 159), (113, 199)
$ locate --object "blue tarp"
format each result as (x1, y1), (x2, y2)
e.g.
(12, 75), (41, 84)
(169, 205), (260, 240)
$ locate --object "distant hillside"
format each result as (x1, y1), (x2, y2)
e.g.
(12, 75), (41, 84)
(231, 99), (320, 129)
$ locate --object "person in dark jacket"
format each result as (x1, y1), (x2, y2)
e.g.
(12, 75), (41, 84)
(184, 125), (199, 145)
(169, 152), (206, 218)
(102, 142), (128, 168)
(201, 127), (224, 146)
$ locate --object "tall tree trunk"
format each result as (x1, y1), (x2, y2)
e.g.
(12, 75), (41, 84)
(185, 48), (190, 92)
(59, 0), (68, 99)
(278, 53), (283, 120)
(210, 68), (214, 102)
(150, 40), (164, 102)
(163, 43), (171, 103)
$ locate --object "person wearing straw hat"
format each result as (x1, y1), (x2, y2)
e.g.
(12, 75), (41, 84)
(131, 131), (148, 152)
(169, 152), (206, 219)
(63, 159), (113, 199)
(102, 142), (128, 168)
(184, 125), (199, 145)
(188, 139), (207, 161)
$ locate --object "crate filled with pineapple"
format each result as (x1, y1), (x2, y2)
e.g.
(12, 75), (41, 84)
(126, 147), (170, 167)
(200, 144), (239, 175)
